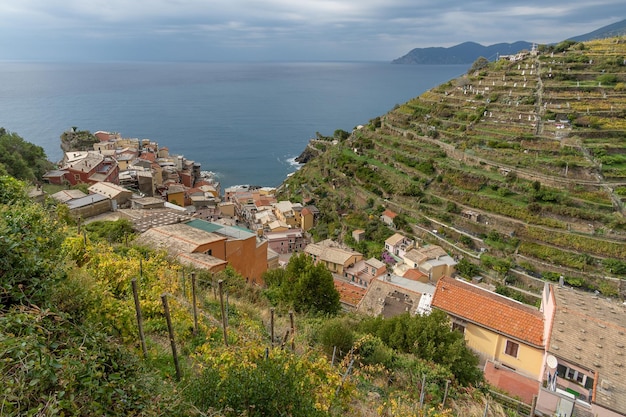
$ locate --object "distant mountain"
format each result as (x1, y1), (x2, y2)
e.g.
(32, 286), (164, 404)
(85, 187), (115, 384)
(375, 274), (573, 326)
(568, 18), (626, 42)
(393, 18), (626, 64)
(392, 41), (532, 65)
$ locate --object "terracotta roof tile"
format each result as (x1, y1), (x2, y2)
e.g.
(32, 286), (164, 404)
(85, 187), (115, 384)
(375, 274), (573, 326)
(334, 280), (367, 307)
(432, 276), (544, 347)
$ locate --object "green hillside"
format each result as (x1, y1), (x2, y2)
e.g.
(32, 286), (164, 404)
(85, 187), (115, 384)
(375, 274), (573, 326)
(1, 175), (517, 416)
(281, 38), (626, 296)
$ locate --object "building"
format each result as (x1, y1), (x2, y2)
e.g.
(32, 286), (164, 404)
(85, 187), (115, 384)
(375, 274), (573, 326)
(264, 229), (307, 254)
(300, 206), (318, 231)
(134, 222), (228, 274)
(357, 273), (436, 318)
(66, 193), (112, 219)
(304, 239), (363, 275)
(384, 233), (415, 258)
(59, 151), (119, 185)
(400, 245), (456, 281)
(536, 284), (626, 417)
(185, 219), (268, 284)
(273, 201), (302, 229)
(50, 189), (88, 203)
(380, 209), (397, 227)
(352, 229), (366, 243)
(88, 182), (132, 208)
(431, 276), (546, 404)
(344, 258), (387, 287)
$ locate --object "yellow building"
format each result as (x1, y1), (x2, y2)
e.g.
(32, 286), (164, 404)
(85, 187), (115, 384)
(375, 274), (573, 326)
(432, 276), (546, 404)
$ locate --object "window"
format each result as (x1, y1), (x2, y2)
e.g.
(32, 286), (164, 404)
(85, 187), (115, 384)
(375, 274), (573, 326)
(451, 322), (465, 334)
(206, 249), (212, 256)
(504, 340), (519, 358)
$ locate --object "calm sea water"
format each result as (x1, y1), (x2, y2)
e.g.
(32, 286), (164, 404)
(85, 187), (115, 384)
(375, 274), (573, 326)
(0, 61), (466, 189)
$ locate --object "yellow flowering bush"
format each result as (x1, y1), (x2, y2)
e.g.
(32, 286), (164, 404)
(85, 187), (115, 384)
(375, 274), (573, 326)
(188, 342), (350, 417)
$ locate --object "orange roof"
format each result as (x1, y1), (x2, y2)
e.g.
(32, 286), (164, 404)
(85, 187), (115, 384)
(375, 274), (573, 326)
(334, 280), (367, 307)
(403, 269), (428, 282)
(382, 209), (397, 218)
(431, 276), (544, 347)
(139, 152), (156, 162)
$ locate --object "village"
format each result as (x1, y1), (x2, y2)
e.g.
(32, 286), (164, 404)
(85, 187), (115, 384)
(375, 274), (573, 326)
(37, 129), (626, 417)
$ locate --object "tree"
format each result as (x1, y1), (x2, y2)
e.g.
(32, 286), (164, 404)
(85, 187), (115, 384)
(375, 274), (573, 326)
(456, 258), (479, 278)
(0, 177), (66, 310)
(263, 254), (341, 315)
(358, 310), (483, 386)
(0, 129), (53, 181)
(468, 56), (490, 74)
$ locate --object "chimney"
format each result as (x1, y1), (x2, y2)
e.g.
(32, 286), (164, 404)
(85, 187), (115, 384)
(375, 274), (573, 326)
(558, 276), (564, 287)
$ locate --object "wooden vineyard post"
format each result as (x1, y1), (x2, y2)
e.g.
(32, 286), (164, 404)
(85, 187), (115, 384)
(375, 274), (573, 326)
(161, 294), (181, 381)
(289, 310), (295, 352)
(270, 307), (275, 348)
(131, 279), (148, 358)
(191, 272), (198, 335)
(218, 280), (228, 346)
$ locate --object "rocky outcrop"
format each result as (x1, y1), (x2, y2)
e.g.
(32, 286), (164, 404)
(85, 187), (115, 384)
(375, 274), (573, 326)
(294, 141), (324, 164)
(60, 129), (98, 153)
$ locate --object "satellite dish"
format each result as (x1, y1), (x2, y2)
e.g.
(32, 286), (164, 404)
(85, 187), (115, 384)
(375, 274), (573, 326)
(546, 355), (558, 369)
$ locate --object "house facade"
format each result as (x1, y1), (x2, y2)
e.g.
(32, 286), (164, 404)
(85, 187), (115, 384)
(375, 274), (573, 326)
(60, 152), (119, 186)
(432, 276), (547, 403)
(380, 209), (397, 227)
(264, 229), (307, 254)
(344, 258), (387, 287)
(384, 233), (415, 258)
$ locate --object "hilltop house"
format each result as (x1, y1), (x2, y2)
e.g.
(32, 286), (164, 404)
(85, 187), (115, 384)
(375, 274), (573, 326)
(431, 276), (547, 404)
(380, 209), (398, 228)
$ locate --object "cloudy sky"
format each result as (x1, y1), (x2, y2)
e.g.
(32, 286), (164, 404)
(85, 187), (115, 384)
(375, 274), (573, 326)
(1, 1), (623, 62)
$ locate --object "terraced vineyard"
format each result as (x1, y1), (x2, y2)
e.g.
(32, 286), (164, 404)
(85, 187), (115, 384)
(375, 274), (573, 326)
(283, 37), (626, 296)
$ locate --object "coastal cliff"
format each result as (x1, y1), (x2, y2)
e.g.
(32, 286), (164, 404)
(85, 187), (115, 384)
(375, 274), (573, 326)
(294, 140), (325, 164)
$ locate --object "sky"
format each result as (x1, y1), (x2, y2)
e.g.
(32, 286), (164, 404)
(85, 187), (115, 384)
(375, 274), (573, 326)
(0, 1), (623, 62)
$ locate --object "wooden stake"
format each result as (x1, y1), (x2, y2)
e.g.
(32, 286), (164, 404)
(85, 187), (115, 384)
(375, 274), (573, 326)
(191, 272), (198, 335)
(270, 307), (275, 348)
(161, 294), (181, 381)
(281, 329), (290, 349)
(289, 310), (295, 352)
(131, 279), (148, 358)
(218, 280), (228, 346)
(442, 379), (450, 408)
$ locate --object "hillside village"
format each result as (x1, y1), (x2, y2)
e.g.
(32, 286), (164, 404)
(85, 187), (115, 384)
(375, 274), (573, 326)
(31, 115), (626, 417)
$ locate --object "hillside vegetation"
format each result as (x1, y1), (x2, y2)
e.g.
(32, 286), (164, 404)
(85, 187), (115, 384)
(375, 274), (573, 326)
(1, 175), (516, 416)
(282, 37), (626, 296)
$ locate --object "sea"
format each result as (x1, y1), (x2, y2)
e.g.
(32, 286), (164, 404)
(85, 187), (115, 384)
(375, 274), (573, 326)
(0, 61), (467, 190)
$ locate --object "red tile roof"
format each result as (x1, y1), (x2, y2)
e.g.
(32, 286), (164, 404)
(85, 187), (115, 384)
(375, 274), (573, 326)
(139, 152), (156, 162)
(403, 269), (428, 282)
(432, 276), (544, 347)
(334, 279), (367, 307)
(382, 209), (397, 218)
